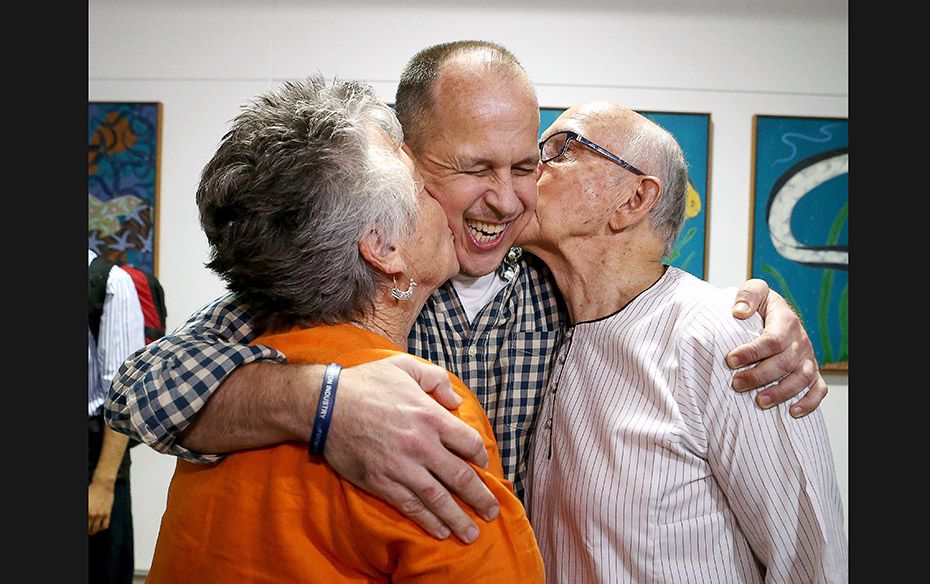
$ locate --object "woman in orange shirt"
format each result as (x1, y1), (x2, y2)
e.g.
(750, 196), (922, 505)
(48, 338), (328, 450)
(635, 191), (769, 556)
(146, 76), (544, 583)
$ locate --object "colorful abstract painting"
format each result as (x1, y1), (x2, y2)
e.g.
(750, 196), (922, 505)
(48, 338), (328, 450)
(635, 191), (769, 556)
(750, 115), (848, 370)
(88, 102), (162, 274)
(540, 108), (711, 279)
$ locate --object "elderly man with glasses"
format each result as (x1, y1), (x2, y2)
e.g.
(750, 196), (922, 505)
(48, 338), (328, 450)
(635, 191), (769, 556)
(521, 102), (848, 583)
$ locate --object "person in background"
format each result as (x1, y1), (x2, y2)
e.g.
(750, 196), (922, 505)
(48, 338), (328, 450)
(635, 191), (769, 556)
(88, 248), (145, 583)
(145, 76), (544, 583)
(522, 102), (847, 583)
(106, 40), (829, 546)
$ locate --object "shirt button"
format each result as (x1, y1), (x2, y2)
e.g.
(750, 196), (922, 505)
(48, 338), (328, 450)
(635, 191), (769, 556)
(565, 328), (573, 339)
(557, 354), (566, 364)
(544, 419), (552, 429)
(468, 345), (478, 357)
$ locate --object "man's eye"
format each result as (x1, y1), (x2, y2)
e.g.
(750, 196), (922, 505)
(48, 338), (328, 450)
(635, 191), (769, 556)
(463, 169), (492, 177)
(513, 167), (536, 176)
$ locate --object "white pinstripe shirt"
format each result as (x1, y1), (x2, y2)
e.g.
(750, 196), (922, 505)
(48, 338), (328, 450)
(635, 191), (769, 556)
(88, 250), (145, 417)
(527, 268), (847, 583)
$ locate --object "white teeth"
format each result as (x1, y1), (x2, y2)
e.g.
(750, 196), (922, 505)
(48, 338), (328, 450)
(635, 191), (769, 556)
(466, 220), (508, 242)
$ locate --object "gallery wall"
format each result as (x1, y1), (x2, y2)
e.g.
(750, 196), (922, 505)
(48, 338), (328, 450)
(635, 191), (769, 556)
(89, 0), (849, 572)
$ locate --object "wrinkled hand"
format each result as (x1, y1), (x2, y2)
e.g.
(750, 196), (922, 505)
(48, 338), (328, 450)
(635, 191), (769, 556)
(88, 481), (115, 535)
(324, 354), (499, 544)
(727, 279), (827, 418)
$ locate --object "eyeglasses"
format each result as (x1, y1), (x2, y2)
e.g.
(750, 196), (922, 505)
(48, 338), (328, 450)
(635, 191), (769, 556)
(539, 130), (644, 176)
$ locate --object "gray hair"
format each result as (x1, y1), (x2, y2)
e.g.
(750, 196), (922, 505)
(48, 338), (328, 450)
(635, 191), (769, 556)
(395, 39), (534, 150)
(623, 121), (689, 257)
(197, 75), (418, 331)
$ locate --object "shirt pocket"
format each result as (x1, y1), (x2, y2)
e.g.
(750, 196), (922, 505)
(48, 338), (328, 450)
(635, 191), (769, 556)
(501, 330), (561, 434)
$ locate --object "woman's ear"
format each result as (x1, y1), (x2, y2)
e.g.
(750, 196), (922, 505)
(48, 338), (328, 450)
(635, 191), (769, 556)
(608, 176), (662, 231)
(359, 229), (405, 277)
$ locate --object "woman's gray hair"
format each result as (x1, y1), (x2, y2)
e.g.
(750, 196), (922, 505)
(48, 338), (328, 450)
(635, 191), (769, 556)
(197, 75), (418, 331)
(623, 121), (689, 258)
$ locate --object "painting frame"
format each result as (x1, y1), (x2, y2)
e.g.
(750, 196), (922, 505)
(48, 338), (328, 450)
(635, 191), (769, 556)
(540, 107), (712, 280)
(748, 114), (848, 371)
(88, 101), (163, 276)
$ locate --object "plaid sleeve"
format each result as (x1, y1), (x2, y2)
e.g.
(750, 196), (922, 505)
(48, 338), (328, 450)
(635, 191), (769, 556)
(104, 293), (286, 463)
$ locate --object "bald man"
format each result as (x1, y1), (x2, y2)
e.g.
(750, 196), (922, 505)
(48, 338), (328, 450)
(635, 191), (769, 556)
(521, 103), (848, 583)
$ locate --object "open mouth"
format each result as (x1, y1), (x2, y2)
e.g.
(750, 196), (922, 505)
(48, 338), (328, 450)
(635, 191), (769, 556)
(466, 219), (509, 246)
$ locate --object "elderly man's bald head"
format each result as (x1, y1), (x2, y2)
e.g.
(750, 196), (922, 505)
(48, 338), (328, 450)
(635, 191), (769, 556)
(526, 102), (688, 257)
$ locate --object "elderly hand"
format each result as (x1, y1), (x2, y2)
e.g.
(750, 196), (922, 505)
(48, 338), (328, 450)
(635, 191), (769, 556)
(323, 354), (499, 544)
(726, 279), (828, 418)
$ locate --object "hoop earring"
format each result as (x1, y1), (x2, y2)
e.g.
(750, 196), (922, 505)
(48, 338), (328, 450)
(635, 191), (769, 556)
(391, 277), (417, 301)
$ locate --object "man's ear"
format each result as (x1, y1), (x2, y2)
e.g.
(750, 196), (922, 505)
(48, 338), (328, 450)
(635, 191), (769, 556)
(608, 176), (662, 231)
(359, 229), (405, 276)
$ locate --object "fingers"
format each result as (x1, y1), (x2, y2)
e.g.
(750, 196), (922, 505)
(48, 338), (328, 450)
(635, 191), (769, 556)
(424, 457), (498, 543)
(386, 410), (498, 542)
(731, 278), (771, 319)
(746, 354), (817, 404)
(726, 290), (800, 371)
(385, 354), (461, 410)
(398, 459), (487, 544)
(727, 284), (829, 417)
(381, 449), (498, 544)
(324, 362), (499, 545)
(786, 373), (828, 418)
(729, 337), (815, 395)
(88, 513), (110, 535)
(726, 331), (790, 375)
(440, 409), (489, 469)
(335, 420), (496, 544)
(371, 474), (455, 541)
(437, 420), (496, 515)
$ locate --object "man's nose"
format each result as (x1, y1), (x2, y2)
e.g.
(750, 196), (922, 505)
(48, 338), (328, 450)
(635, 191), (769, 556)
(484, 173), (523, 217)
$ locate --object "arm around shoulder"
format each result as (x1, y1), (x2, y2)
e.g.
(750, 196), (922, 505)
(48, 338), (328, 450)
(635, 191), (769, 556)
(727, 280), (828, 416)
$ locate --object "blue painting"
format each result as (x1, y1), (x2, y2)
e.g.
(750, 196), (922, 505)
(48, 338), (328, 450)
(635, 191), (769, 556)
(540, 108), (710, 279)
(88, 102), (162, 275)
(750, 115), (848, 370)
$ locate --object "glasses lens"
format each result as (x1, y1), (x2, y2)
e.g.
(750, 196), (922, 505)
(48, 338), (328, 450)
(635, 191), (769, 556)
(541, 132), (570, 162)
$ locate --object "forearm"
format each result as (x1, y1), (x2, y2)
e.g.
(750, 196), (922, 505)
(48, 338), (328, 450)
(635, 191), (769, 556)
(91, 425), (130, 487)
(178, 361), (323, 453)
(104, 293), (285, 461)
(105, 337), (282, 459)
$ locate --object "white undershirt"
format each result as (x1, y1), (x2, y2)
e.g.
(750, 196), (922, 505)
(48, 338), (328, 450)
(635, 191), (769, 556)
(451, 272), (508, 323)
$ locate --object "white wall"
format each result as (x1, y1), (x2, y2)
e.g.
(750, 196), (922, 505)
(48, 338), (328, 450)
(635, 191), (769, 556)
(89, 0), (848, 572)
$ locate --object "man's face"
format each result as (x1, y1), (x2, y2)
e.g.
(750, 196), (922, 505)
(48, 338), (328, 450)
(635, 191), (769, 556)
(411, 66), (541, 277)
(517, 103), (635, 253)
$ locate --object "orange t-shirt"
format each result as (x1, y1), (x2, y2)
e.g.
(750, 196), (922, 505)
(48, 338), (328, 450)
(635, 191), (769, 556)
(146, 323), (545, 583)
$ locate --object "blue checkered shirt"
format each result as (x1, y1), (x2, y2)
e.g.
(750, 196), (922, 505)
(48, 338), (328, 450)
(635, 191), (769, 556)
(105, 249), (567, 500)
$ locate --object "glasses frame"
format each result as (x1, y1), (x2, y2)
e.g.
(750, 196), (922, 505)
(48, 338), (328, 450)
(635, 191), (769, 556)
(539, 130), (645, 176)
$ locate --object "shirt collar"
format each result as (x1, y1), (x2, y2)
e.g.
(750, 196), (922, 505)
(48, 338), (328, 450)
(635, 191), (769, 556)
(497, 247), (523, 281)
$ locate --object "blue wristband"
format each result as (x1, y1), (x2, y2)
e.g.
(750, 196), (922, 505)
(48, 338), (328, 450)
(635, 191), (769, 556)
(308, 363), (342, 455)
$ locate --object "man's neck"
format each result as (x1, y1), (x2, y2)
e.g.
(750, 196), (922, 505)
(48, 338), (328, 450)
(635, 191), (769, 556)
(451, 272), (507, 323)
(536, 239), (666, 324)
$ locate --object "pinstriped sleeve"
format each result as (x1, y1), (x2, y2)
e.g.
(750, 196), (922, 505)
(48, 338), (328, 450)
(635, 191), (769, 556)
(680, 304), (848, 583)
(94, 264), (145, 405)
(104, 292), (286, 463)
